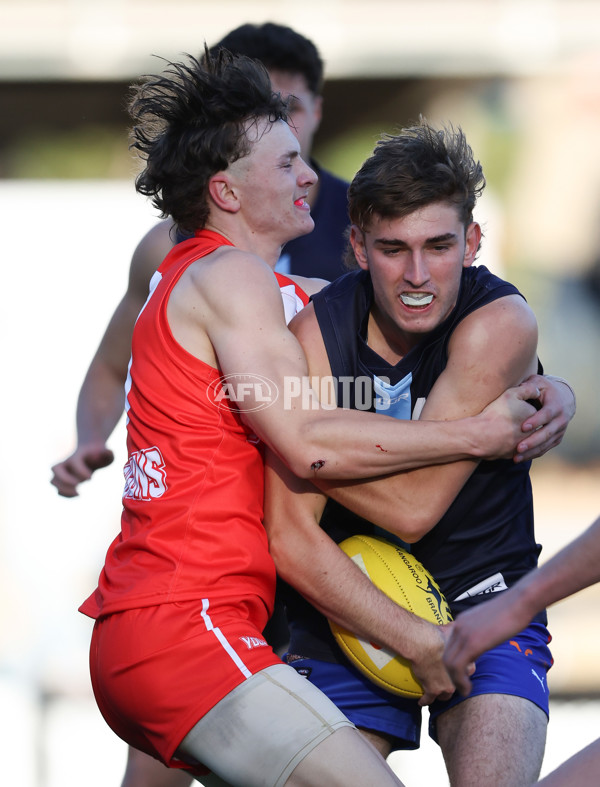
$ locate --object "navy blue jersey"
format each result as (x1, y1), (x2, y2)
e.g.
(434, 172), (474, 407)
(286, 265), (544, 660)
(176, 162), (349, 281)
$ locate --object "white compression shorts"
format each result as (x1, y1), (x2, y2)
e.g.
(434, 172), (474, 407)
(176, 663), (354, 786)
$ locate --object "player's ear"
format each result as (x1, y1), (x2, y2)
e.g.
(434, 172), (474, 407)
(350, 225), (369, 270)
(463, 222), (481, 268)
(312, 94), (323, 127)
(208, 173), (240, 214)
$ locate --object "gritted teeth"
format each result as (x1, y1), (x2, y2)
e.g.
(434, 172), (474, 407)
(400, 293), (434, 306)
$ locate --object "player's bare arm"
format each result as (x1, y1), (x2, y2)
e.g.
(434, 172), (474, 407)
(445, 514), (600, 695)
(264, 448), (455, 706)
(168, 249), (539, 481)
(50, 220), (176, 497)
(300, 294), (539, 539)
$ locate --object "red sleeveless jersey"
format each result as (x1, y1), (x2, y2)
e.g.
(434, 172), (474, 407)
(81, 230), (308, 619)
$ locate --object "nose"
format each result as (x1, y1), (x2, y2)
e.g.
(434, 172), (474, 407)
(404, 251), (429, 287)
(299, 157), (318, 189)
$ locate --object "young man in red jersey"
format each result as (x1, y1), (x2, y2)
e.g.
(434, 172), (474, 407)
(51, 23), (349, 787)
(50, 23), (348, 503)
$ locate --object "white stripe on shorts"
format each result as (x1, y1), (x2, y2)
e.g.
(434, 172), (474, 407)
(200, 597), (252, 679)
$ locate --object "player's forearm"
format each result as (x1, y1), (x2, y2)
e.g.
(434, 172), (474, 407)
(265, 454), (446, 676)
(515, 516), (600, 615)
(444, 516), (600, 695)
(274, 533), (430, 661)
(473, 515), (600, 640)
(287, 408), (510, 481)
(277, 378), (541, 481)
(75, 359), (127, 447)
(265, 468), (418, 657)
(314, 460), (472, 543)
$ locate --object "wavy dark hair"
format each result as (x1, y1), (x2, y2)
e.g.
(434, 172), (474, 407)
(349, 120), (485, 232)
(129, 49), (288, 233)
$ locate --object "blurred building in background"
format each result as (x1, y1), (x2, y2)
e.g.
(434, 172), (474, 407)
(0, 2), (598, 785)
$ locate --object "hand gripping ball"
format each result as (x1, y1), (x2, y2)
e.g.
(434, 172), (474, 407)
(329, 534), (452, 697)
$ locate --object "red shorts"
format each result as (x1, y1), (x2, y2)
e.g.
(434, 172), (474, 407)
(89, 596), (283, 768)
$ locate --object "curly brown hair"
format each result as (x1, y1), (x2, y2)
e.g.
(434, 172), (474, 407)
(129, 49), (288, 233)
(349, 120), (485, 232)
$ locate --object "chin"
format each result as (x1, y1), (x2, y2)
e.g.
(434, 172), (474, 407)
(296, 217), (315, 237)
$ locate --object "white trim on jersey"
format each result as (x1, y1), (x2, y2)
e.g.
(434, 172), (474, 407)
(200, 598), (253, 679)
(125, 269), (164, 422)
(278, 282), (306, 325)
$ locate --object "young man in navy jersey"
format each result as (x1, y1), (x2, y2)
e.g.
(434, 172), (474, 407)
(265, 121), (577, 787)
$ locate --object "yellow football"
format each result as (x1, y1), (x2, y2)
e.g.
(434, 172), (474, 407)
(329, 534), (452, 698)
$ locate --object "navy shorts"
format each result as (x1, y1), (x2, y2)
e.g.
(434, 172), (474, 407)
(285, 620), (553, 752)
(285, 653), (422, 749)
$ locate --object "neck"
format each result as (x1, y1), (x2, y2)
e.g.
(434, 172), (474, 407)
(366, 307), (412, 364)
(204, 219), (282, 269)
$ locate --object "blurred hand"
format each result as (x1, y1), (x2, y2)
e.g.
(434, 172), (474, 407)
(443, 591), (528, 696)
(50, 444), (114, 497)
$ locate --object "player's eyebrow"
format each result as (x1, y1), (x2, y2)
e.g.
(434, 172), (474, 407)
(278, 149), (300, 164)
(374, 232), (458, 247)
(425, 232), (458, 244)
